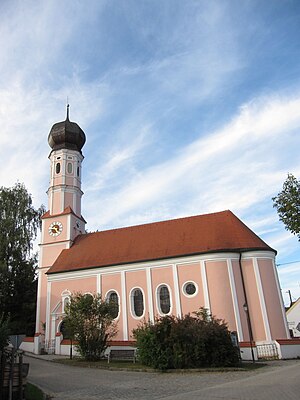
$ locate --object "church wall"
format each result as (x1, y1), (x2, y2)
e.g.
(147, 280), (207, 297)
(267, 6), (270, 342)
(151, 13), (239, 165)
(64, 192), (73, 209)
(36, 267), (49, 333)
(232, 260), (250, 341)
(242, 259), (266, 341)
(101, 273), (123, 340)
(49, 276), (97, 339)
(42, 214), (71, 245)
(177, 262), (205, 316)
(51, 190), (63, 215)
(205, 260), (237, 332)
(44, 251), (288, 351)
(40, 243), (69, 265)
(258, 258), (288, 339)
(65, 176), (74, 186)
(125, 269), (149, 339)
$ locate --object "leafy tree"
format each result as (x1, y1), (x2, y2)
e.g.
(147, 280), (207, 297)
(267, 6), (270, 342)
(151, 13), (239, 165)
(64, 293), (117, 361)
(0, 314), (10, 351)
(0, 183), (44, 335)
(272, 173), (300, 240)
(133, 308), (239, 370)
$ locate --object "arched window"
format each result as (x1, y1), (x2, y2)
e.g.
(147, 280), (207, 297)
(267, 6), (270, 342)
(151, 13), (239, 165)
(56, 162), (61, 174)
(106, 291), (119, 319)
(62, 297), (70, 313)
(131, 288), (144, 318)
(158, 285), (171, 315)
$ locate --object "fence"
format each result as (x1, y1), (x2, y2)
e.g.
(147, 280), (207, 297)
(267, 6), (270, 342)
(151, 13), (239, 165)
(256, 343), (279, 360)
(0, 348), (29, 400)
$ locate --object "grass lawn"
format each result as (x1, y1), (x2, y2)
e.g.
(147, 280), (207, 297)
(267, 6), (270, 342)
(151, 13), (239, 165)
(25, 383), (46, 400)
(54, 357), (266, 372)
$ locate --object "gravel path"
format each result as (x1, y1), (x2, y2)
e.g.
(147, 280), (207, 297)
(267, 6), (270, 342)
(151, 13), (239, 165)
(25, 355), (300, 400)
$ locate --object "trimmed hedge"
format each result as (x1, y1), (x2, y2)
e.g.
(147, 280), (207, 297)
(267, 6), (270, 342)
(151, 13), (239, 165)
(133, 308), (239, 370)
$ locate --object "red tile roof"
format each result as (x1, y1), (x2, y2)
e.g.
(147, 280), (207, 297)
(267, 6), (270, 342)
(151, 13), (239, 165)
(47, 210), (275, 274)
(42, 206), (86, 223)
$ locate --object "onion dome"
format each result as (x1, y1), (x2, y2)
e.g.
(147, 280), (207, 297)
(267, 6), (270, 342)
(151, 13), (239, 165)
(48, 105), (86, 154)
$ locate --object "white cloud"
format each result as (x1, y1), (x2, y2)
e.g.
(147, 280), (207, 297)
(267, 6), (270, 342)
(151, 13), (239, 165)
(86, 92), (300, 228)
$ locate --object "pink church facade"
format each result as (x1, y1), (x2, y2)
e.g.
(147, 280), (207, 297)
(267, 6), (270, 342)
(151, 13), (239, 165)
(32, 111), (300, 360)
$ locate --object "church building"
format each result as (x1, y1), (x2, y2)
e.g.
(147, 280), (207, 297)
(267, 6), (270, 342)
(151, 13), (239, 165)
(32, 110), (297, 360)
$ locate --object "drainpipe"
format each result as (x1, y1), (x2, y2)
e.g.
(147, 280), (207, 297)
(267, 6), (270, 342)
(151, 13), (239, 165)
(239, 252), (255, 363)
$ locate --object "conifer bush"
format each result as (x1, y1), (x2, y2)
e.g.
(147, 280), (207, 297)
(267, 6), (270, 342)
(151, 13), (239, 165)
(133, 308), (239, 370)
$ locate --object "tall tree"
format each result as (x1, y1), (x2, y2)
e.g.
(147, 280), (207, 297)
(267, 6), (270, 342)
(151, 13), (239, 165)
(272, 173), (300, 240)
(0, 183), (44, 335)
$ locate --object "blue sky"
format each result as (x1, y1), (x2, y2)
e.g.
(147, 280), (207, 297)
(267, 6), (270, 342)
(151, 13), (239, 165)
(0, 0), (300, 304)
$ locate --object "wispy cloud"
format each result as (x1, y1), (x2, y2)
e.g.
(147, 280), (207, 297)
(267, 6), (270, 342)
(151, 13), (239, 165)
(0, 0), (299, 304)
(85, 92), (300, 228)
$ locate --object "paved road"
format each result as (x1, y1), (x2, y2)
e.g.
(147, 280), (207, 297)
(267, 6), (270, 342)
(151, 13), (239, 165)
(25, 356), (300, 400)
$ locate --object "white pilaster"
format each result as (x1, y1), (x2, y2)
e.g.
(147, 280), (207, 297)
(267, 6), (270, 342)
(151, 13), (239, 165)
(146, 268), (154, 322)
(200, 261), (210, 312)
(172, 264), (182, 318)
(97, 274), (101, 296)
(121, 271), (128, 340)
(227, 259), (243, 341)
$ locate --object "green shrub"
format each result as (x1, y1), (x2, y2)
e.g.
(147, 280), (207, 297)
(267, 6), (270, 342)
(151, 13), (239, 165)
(133, 308), (239, 370)
(64, 293), (117, 361)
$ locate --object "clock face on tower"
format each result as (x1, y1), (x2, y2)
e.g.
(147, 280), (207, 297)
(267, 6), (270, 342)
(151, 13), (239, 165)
(48, 221), (63, 237)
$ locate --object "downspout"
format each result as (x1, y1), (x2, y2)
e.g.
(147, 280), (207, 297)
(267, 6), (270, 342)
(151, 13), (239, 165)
(239, 252), (255, 362)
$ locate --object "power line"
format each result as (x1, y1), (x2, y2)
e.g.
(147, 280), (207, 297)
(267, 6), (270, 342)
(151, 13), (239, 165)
(276, 260), (300, 266)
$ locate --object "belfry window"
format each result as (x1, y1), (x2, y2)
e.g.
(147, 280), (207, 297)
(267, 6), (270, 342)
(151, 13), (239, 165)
(158, 285), (171, 315)
(131, 288), (144, 318)
(67, 162), (73, 174)
(56, 162), (61, 174)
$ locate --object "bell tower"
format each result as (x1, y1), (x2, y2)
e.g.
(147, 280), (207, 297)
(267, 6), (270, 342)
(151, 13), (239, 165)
(35, 107), (86, 350)
(47, 105), (85, 219)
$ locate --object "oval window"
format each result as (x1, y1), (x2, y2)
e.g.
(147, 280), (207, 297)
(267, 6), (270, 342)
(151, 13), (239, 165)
(107, 291), (119, 319)
(183, 282), (197, 296)
(158, 285), (171, 314)
(132, 289), (144, 317)
(56, 162), (61, 174)
(67, 162), (73, 174)
(77, 166), (80, 177)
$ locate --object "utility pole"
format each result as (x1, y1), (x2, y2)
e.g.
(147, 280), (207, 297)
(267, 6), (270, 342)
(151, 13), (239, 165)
(286, 290), (293, 307)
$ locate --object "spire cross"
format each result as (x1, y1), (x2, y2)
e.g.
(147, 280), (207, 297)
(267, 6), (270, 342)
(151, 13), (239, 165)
(66, 103), (70, 121)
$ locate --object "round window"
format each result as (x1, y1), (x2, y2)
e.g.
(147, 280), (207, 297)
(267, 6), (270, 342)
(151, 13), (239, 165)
(183, 282), (197, 296)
